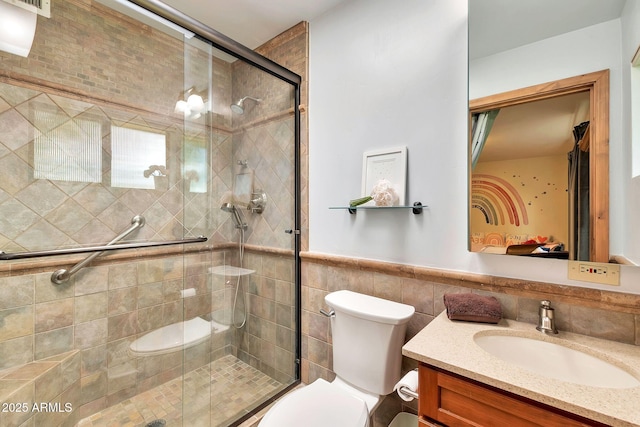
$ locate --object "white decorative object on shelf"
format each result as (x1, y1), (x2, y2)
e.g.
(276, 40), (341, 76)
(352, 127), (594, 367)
(362, 146), (407, 206)
(209, 265), (255, 276)
(371, 179), (399, 207)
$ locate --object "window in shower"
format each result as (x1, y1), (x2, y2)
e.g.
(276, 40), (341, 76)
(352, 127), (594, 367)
(34, 118), (102, 182)
(110, 124), (167, 189)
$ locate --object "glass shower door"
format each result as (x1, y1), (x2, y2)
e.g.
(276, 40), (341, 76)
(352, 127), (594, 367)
(179, 24), (300, 427)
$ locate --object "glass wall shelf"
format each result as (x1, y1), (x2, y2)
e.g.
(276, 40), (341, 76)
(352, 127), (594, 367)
(209, 265), (255, 276)
(329, 202), (424, 215)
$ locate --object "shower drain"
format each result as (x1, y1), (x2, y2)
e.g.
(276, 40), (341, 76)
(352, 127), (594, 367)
(145, 420), (166, 427)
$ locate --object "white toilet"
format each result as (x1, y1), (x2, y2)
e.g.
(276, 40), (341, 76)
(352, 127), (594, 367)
(259, 290), (415, 427)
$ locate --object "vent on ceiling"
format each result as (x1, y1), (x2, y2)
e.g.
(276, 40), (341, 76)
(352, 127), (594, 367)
(2, 0), (50, 18)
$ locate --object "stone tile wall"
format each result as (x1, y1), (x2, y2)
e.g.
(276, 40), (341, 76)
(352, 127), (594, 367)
(254, 22), (310, 251)
(300, 255), (640, 427)
(233, 251), (297, 384)
(0, 81), (227, 253)
(0, 0), (187, 116)
(0, 350), (81, 427)
(0, 250), (230, 421)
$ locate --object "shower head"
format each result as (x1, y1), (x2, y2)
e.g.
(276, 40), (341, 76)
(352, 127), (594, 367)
(230, 103), (244, 115)
(221, 203), (247, 230)
(230, 96), (262, 114)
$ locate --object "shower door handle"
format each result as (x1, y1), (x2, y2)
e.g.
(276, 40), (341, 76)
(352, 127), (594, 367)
(284, 229), (300, 235)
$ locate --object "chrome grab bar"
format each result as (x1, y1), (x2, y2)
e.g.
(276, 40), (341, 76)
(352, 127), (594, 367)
(49, 235), (207, 284)
(0, 236), (208, 261)
(50, 215), (146, 284)
(0, 215), (209, 284)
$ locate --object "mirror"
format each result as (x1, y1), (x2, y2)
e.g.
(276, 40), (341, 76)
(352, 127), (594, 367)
(469, 71), (609, 262)
(467, 0), (628, 263)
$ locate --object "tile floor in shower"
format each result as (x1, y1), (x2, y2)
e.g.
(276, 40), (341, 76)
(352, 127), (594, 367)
(76, 355), (283, 427)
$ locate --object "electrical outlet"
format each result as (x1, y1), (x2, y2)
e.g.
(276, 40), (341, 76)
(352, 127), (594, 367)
(567, 261), (620, 286)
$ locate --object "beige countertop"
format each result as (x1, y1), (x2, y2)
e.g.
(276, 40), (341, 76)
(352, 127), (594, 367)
(403, 312), (640, 427)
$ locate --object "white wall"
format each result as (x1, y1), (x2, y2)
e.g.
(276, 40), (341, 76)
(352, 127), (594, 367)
(309, 0), (468, 265)
(309, 0), (640, 294)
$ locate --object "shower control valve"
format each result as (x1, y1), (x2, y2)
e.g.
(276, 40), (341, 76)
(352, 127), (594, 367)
(249, 190), (267, 213)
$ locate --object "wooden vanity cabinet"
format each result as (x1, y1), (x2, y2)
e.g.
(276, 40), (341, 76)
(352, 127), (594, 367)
(417, 364), (607, 427)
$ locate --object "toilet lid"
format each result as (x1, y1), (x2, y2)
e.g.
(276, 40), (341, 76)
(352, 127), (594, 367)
(259, 379), (369, 427)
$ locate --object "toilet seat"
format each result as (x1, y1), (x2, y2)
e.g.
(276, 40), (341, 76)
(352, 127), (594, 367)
(258, 378), (369, 427)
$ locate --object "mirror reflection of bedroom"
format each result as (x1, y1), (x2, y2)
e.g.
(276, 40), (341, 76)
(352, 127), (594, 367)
(470, 91), (590, 260)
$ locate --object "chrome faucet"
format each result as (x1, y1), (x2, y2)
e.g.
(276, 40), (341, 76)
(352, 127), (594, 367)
(536, 300), (558, 334)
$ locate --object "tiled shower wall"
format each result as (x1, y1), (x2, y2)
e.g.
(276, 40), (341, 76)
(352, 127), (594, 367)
(0, 248), (296, 425)
(0, 0), (230, 252)
(0, 250), (226, 424)
(0, 1), (304, 425)
(1, 0), (186, 116)
(0, 82), (226, 253)
(238, 251), (296, 384)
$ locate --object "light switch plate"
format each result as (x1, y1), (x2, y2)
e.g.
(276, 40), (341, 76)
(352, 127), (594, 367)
(567, 261), (620, 286)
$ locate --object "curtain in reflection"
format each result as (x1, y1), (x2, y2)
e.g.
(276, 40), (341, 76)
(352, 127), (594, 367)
(471, 109), (499, 170)
(568, 121), (590, 260)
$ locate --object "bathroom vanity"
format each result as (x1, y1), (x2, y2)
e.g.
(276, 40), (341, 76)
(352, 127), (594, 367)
(403, 313), (640, 427)
(417, 365), (605, 426)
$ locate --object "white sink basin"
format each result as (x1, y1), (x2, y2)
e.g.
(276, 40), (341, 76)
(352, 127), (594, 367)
(474, 333), (640, 389)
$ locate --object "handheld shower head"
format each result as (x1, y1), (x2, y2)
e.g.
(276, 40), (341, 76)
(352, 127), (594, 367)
(221, 203), (247, 230)
(230, 96), (262, 114)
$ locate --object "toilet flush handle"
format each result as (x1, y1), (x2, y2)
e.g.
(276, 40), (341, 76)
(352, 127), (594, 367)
(320, 308), (335, 318)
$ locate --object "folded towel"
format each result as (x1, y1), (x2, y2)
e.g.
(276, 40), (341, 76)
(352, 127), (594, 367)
(443, 293), (502, 324)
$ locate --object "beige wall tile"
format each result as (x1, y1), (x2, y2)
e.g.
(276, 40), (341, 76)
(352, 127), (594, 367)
(81, 345), (108, 377)
(107, 287), (137, 316)
(137, 260), (165, 285)
(74, 293), (107, 324)
(35, 298), (73, 333)
(35, 273), (73, 303)
(0, 336), (33, 370)
(35, 327), (74, 360)
(373, 273), (403, 303)
(107, 312), (138, 343)
(402, 278), (434, 315)
(80, 372), (107, 406)
(137, 282), (163, 308)
(75, 319), (108, 350)
(0, 306), (34, 341)
(0, 276), (33, 310)
(75, 267), (108, 296)
(108, 263), (138, 290)
(34, 364), (62, 402)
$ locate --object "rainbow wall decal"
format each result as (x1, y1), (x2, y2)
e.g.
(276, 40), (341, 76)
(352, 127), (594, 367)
(472, 174), (528, 226)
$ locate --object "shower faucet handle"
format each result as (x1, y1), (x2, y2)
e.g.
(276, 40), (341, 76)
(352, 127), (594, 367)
(249, 190), (267, 213)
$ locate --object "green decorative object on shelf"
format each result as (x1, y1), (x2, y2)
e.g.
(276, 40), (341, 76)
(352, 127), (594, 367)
(349, 196), (373, 207)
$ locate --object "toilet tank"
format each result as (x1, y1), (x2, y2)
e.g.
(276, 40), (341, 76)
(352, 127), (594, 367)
(325, 290), (415, 395)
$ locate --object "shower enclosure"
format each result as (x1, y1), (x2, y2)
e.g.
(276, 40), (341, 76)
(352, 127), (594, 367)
(0, 0), (300, 426)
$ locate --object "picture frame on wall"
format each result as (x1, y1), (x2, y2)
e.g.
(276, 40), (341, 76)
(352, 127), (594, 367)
(361, 146), (407, 206)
